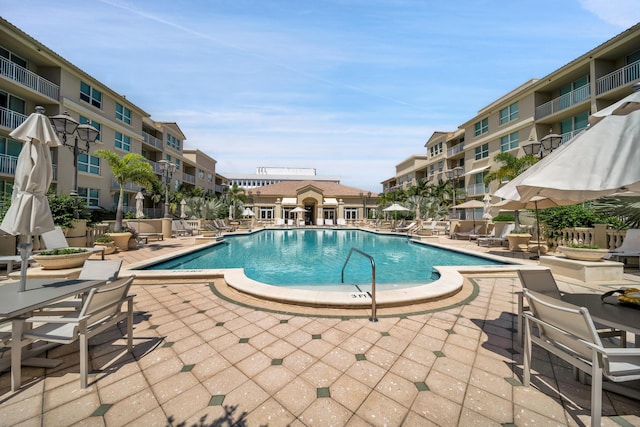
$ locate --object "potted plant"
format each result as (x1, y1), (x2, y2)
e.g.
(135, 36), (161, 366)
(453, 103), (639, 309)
(126, 224), (139, 250)
(558, 244), (609, 261)
(32, 248), (92, 270)
(94, 233), (117, 255)
(506, 229), (532, 251)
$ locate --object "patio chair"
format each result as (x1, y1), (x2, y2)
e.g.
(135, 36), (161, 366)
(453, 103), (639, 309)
(604, 229), (640, 264)
(453, 224), (483, 240)
(40, 226), (105, 259)
(477, 223), (514, 247)
(516, 269), (625, 347)
(17, 275), (136, 389)
(214, 219), (236, 232)
(337, 218), (346, 227)
(393, 221), (417, 232)
(275, 219), (285, 227)
(125, 223), (163, 243)
(325, 219), (334, 226)
(171, 220), (192, 236)
(522, 289), (640, 426)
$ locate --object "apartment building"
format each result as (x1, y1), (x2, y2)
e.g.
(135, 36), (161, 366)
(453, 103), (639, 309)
(384, 23), (640, 214)
(0, 18), (223, 218)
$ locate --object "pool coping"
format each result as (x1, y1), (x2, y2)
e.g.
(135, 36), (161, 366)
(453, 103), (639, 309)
(123, 232), (528, 308)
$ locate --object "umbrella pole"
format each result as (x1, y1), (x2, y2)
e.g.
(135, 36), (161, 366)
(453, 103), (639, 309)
(535, 201), (541, 260)
(18, 238), (32, 292)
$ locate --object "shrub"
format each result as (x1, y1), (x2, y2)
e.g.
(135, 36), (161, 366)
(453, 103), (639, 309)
(492, 214), (515, 222)
(38, 248), (87, 255)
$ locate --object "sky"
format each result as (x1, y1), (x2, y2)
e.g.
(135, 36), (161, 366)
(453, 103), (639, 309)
(2, 1), (640, 192)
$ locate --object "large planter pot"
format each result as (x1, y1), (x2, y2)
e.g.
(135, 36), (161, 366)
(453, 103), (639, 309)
(107, 232), (132, 251)
(64, 219), (88, 247)
(94, 242), (117, 255)
(33, 250), (92, 270)
(558, 246), (609, 261)
(506, 234), (531, 251)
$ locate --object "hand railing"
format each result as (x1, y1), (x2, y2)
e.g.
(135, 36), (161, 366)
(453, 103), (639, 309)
(341, 248), (377, 322)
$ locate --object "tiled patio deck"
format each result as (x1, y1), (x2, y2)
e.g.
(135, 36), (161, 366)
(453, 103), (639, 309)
(1, 233), (640, 426)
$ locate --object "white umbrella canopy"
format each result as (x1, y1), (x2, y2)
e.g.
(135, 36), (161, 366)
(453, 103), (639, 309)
(496, 89), (640, 205)
(383, 203), (409, 211)
(453, 200), (485, 209)
(0, 107), (61, 291)
(290, 206), (308, 213)
(242, 208), (255, 217)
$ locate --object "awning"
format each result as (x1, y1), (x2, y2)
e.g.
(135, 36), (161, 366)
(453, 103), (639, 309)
(464, 165), (491, 176)
(281, 197), (297, 205)
(323, 198), (338, 205)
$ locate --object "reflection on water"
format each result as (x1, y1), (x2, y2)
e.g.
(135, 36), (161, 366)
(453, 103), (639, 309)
(147, 229), (503, 287)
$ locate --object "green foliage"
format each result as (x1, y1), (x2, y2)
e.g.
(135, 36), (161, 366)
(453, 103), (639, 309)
(591, 196), (640, 229)
(48, 194), (91, 229)
(492, 214), (515, 222)
(536, 204), (615, 237)
(567, 243), (600, 249)
(95, 234), (114, 243)
(38, 248), (87, 255)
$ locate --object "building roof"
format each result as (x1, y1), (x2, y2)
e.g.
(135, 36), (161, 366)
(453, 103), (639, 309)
(255, 180), (378, 197)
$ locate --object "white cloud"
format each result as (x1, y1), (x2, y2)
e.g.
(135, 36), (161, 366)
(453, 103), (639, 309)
(579, 0), (640, 28)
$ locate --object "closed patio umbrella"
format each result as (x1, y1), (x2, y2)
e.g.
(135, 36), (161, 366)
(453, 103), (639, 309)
(0, 107), (61, 291)
(135, 192), (145, 219)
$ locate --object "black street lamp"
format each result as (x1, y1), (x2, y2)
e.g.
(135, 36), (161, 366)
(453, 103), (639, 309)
(49, 111), (99, 198)
(445, 166), (463, 217)
(523, 129), (562, 158)
(158, 160), (176, 218)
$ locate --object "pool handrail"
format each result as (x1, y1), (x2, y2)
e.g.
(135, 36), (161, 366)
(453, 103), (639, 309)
(341, 247), (377, 322)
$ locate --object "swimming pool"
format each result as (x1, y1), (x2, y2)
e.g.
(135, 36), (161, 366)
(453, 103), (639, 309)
(145, 229), (504, 288)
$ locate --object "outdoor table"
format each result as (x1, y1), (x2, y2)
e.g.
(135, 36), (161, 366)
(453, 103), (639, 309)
(0, 278), (105, 391)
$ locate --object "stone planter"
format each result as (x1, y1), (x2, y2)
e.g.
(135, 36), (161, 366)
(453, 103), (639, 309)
(558, 246), (609, 261)
(33, 250), (92, 270)
(107, 232), (132, 251)
(94, 242), (117, 255)
(63, 219), (88, 247)
(201, 230), (218, 237)
(506, 234), (531, 251)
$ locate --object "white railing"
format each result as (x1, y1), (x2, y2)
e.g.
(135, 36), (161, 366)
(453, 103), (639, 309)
(466, 183), (487, 196)
(447, 143), (464, 157)
(0, 153), (18, 175)
(596, 60), (640, 95)
(141, 132), (163, 150)
(535, 85), (591, 119)
(182, 172), (195, 184)
(0, 107), (28, 130)
(549, 226), (626, 250)
(0, 56), (59, 100)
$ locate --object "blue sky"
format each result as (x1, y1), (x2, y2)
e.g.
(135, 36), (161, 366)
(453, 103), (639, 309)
(2, 1), (639, 192)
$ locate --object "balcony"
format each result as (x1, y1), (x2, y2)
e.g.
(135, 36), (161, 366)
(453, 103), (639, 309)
(535, 85), (590, 120)
(466, 183), (488, 196)
(0, 107), (27, 130)
(1, 57), (59, 101)
(596, 60), (640, 95)
(447, 142), (465, 157)
(0, 153), (18, 176)
(182, 172), (195, 185)
(142, 132), (163, 150)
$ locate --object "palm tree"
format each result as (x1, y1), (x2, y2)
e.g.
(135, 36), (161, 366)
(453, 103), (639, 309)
(225, 183), (246, 219)
(484, 152), (538, 230)
(96, 150), (159, 231)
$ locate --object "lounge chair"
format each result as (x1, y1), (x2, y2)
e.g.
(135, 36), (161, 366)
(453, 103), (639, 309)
(453, 224), (483, 240)
(337, 218), (346, 227)
(477, 223), (514, 247)
(325, 219), (334, 226)
(275, 219), (285, 227)
(214, 219), (236, 232)
(40, 226), (105, 259)
(125, 223), (163, 243)
(393, 221), (417, 232)
(604, 229), (640, 264)
(16, 275), (136, 389)
(522, 289), (640, 426)
(171, 220), (192, 236)
(287, 219), (294, 226)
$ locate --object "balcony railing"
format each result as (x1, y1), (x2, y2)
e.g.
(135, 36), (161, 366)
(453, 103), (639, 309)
(0, 153), (18, 176)
(142, 132), (163, 150)
(182, 172), (195, 184)
(535, 85), (591, 119)
(0, 107), (27, 130)
(466, 183), (487, 196)
(596, 60), (640, 95)
(447, 142), (465, 157)
(1, 57), (60, 100)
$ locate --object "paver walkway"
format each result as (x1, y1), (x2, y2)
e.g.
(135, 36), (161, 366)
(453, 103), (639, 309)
(1, 233), (639, 426)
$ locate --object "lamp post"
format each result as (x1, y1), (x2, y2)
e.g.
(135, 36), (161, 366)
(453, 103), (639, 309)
(49, 111), (99, 198)
(445, 166), (463, 218)
(523, 129), (562, 158)
(158, 160), (176, 218)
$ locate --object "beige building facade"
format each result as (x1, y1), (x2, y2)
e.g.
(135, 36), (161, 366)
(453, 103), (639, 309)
(384, 23), (640, 213)
(0, 18), (222, 218)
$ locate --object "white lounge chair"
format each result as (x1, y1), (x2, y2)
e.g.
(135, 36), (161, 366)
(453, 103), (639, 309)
(337, 218), (346, 227)
(453, 224), (483, 240)
(604, 229), (640, 264)
(477, 223), (515, 247)
(41, 226), (105, 259)
(393, 221), (417, 232)
(325, 219), (334, 226)
(275, 219), (285, 227)
(522, 289), (640, 426)
(15, 275), (136, 389)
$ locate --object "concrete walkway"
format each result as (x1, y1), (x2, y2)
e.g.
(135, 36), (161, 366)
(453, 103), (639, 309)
(1, 232), (639, 426)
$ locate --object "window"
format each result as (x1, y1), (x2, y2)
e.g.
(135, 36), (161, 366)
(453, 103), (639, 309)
(198, 169), (205, 179)
(115, 132), (131, 152)
(500, 132), (519, 152)
(428, 165), (435, 176)
(78, 187), (99, 207)
(80, 81), (102, 108)
(78, 153), (100, 175)
(79, 116), (101, 141)
(115, 103), (131, 125)
(175, 159), (180, 171)
(474, 118), (488, 136)
(0, 92), (26, 128)
(499, 102), (518, 125)
(0, 47), (27, 68)
(344, 208), (358, 220)
(166, 133), (182, 151)
(207, 173), (213, 182)
(259, 207), (274, 220)
(561, 111), (589, 135)
(475, 143), (489, 160)
(429, 142), (443, 157)
(438, 161), (443, 172)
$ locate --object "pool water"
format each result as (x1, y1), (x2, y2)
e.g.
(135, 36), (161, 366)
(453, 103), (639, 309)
(145, 229), (504, 287)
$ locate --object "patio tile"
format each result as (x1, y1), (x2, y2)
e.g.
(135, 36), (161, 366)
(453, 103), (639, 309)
(253, 365), (297, 395)
(222, 380), (270, 416)
(411, 391), (462, 426)
(245, 397), (296, 427)
(151, 371), (199, 404)
(162, 383), (213, 424)
(274, 377), (317, 416)
(202, 366), (249, 395)
(374, 371), (419, 407)
(356, 389), (409, 427)
(43, 392), (101, 426)
(298, 397), (353, 427)
(102, 389), (161, 425)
